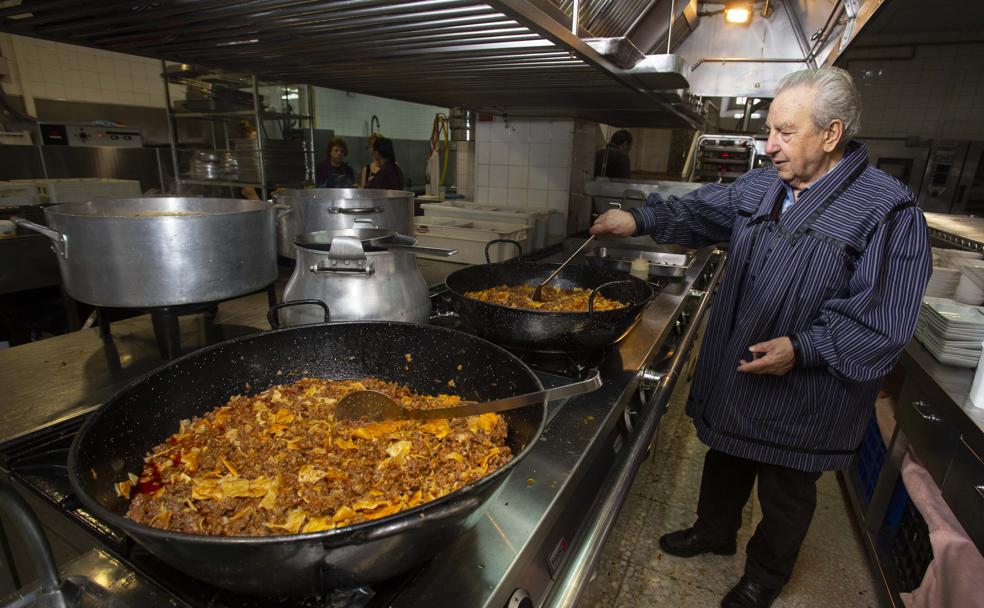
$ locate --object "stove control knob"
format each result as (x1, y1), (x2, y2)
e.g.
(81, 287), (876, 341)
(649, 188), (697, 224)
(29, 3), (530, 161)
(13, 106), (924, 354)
(508, 588), (533, 608)
(640, 368), (665, 391)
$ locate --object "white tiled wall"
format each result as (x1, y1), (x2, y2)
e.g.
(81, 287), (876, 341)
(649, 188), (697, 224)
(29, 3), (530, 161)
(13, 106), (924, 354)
(848, 42), (984, 140)
(313, 86), (448, 140)
(474, 117), (574, 220)
(0, 33), (173, 108)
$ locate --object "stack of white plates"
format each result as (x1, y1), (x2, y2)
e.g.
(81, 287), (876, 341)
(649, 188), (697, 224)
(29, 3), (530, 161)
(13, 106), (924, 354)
(925, 267), (961, 298)
(915, 296), (984, 367)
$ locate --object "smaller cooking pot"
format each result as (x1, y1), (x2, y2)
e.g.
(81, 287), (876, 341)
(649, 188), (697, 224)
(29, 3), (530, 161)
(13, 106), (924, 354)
(275, 228), (455, 327)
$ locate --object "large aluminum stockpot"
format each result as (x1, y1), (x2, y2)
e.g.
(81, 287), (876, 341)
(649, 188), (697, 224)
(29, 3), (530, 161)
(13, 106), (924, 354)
(274, 188), (414, 258)
(13, 197), (277, 308)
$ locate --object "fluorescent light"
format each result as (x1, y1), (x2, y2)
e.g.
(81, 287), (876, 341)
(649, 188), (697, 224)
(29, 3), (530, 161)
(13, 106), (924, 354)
(734, 112), (744, 119)
(736, 96), (747, 105)
(751, 112), (762, 119)
(725, 4), (751, 24)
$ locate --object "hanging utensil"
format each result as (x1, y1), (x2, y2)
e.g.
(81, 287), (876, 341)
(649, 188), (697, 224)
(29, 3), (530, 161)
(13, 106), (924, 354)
(530, 234), (596, 301)
(335, 369), (601, 423)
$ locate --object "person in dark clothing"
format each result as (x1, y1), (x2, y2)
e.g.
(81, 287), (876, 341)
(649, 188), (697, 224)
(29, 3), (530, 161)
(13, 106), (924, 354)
(594, 129), (633, 179)
(591, 68), (930, 608)
(366, 136), (405, 190)
(315, 137), (355, 188)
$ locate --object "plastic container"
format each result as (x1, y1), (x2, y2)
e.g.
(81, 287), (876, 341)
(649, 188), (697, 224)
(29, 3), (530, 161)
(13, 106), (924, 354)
(10, 178), (142, 203)
(413, 217), (527, 265)
(420, 201), (548, 252)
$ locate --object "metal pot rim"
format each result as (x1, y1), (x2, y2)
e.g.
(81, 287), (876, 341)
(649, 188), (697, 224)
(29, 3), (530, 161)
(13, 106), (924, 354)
(45, 198), (273, 219)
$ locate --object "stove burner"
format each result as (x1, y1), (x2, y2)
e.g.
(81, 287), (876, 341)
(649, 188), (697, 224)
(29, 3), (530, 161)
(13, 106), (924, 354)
(94, 284), (278, 360)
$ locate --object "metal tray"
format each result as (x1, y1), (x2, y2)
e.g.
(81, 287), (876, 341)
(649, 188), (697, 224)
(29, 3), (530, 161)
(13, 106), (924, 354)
(564, 238), (694, 278)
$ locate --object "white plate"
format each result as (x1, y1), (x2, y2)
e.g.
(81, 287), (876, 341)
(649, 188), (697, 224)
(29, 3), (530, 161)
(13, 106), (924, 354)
(916, 331), (982, 358)
(922, 297), (984, 327)
(916, 323), (984, 349)
(920, 314), (984, 342)
(918, 337), (981, 367)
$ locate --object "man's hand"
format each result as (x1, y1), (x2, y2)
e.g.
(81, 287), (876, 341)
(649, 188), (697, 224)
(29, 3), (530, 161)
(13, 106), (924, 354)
(590, 209), (637, 237)
(737, 337), (795, 376)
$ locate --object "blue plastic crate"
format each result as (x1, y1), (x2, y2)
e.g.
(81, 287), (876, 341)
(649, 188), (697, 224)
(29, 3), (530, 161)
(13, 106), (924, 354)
(854, 413), (910, 533)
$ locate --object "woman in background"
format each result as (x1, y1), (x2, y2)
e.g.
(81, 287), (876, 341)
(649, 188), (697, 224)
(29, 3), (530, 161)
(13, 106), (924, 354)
(365, 136), (405, 190)
(359, 133), (382, 188)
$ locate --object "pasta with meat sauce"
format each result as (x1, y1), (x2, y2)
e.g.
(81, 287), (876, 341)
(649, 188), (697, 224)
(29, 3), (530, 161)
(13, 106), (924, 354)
(120, 378), (510, 536)
(464, 284), (627, 312)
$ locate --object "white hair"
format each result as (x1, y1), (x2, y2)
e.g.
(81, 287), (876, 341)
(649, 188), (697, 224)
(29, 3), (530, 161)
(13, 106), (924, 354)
(776, 67), (862, 145)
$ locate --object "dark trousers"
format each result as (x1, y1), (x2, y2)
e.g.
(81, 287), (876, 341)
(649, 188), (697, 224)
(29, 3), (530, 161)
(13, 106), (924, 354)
(692, 449), (822, 588)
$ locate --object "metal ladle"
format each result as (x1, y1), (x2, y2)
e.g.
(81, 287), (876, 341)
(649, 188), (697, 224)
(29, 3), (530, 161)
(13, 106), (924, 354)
(334, 369), (601, 423)
(530, 234), (596, 301)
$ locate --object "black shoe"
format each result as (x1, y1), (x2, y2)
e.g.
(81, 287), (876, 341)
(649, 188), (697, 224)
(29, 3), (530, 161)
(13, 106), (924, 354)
(658, 527), (737, 557)
(721, 576), (782, 608)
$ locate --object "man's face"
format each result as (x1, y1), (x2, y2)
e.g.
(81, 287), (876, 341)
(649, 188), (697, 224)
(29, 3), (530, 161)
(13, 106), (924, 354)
(329, 145), (346, 165)
(764, 85), (841, 189)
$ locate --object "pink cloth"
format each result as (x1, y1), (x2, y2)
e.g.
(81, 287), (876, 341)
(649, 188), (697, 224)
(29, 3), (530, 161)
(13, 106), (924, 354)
(900, 451), (984, 608)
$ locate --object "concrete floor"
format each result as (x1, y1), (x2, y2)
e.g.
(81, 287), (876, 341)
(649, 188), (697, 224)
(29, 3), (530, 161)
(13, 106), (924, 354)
(581, 375), (888, 608)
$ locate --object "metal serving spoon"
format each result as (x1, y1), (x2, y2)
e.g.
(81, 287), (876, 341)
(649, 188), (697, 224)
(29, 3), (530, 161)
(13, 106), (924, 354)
(334, 369), (601, 423)
(530, 234), (596, 301)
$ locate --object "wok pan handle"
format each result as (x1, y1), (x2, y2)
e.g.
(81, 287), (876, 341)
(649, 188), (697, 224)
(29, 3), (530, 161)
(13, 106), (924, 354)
(10, 216), (68, 258)
(588, 280), (634, 316)
(361, 496), (482, 542)
(484, 239), (523, 264)
(268, 300), (330, 329)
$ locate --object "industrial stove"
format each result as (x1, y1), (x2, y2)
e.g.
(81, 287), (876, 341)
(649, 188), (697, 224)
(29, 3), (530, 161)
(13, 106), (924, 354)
(0, 244), (723, 608)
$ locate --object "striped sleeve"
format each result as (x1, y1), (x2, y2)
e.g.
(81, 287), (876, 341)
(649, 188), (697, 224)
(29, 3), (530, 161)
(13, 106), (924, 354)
(628, 175), (749, 247)
(794, 205), (931, 382)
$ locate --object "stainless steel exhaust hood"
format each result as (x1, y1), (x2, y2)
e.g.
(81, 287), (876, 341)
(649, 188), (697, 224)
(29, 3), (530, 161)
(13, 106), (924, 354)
(0, 0), (705, 128)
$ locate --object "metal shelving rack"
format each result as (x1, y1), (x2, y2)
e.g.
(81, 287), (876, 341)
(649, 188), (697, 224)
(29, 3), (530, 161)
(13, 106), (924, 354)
(160, 62), (316, 200)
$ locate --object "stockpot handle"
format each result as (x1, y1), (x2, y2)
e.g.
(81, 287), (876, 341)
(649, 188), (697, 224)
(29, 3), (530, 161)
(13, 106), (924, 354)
(485, 239), (523, 264)
(361, 496), (482, 542)
(588, 280), (634, 316)
(273, 203), (291, 221)
(267, 300), (330, 330)
(10, 216), (68, 258)
(329, 206), (384, 215)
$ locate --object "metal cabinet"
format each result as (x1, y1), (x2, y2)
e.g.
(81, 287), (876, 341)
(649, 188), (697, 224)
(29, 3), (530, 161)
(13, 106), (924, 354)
(896, 381), (959, 486)
(941, 438), (984, 556)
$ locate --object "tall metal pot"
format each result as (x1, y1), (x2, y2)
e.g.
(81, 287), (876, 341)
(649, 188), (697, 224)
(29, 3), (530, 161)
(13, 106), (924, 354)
(275, 231), (431, 327)
(13, 197), (277, 308)
(274, 188), (414, 258)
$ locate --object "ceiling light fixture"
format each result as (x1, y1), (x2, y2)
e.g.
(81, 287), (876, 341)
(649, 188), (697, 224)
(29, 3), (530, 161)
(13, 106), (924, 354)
(725, 2), (752, 24)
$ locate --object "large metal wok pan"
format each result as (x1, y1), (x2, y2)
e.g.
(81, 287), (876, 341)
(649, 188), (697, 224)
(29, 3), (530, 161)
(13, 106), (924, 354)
(13, 197), (276, 308)
(444, 248), (655, 353)
(68, 322), (545, 595)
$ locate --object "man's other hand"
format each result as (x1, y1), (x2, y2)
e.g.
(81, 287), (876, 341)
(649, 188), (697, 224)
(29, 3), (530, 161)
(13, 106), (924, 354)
(737, 337), (795, 376)
(590, 209), (637, 237)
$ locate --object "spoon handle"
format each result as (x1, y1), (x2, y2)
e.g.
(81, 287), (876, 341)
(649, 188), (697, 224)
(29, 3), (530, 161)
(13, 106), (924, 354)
(534, 234), (596, 295)
(409, 369), (602, 420)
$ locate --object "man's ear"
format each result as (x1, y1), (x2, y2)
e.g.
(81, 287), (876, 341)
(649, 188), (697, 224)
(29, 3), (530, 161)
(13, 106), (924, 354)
(822, 120), (844, 152)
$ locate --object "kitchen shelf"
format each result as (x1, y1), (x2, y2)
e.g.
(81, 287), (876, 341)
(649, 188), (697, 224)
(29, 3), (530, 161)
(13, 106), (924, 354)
(161, 65), (315, 199)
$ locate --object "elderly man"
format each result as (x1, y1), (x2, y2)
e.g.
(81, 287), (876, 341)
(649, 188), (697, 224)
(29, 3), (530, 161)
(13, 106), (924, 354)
(592, 67), (930, 608)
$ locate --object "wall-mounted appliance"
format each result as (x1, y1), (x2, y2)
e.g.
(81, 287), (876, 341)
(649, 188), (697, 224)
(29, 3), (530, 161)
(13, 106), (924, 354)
(39, 123), (143, 148)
